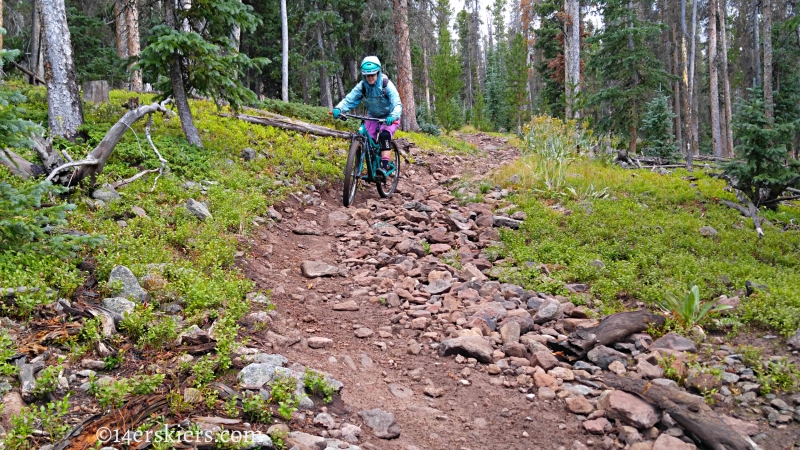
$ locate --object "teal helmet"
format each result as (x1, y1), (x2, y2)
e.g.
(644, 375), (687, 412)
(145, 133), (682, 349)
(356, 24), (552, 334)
(361, 56), (381, 75)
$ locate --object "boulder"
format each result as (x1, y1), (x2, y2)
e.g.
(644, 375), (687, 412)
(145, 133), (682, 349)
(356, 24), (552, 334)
(300, 261), (339, 278)
(186, 198), (212, 220)
(358, 408), (401, 439)
(438, 336), (494, 363)
(652, 332), (697, 353)
(108, 266), (148, 302)
(652, 434), (696, 450)
(587, 345), (628, 370)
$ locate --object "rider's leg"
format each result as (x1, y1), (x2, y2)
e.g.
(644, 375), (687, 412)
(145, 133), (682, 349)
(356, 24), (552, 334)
(379, 131), (392, 170)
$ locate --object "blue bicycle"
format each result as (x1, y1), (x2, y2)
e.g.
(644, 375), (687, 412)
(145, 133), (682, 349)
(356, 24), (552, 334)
(337, 113), (400, 207)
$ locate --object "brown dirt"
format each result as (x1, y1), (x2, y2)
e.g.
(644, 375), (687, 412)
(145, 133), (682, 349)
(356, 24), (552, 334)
(238, 134), (599, 450)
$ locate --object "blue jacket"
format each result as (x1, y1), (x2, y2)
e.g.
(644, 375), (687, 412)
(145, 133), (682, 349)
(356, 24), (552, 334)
(335, 71), (402, 120)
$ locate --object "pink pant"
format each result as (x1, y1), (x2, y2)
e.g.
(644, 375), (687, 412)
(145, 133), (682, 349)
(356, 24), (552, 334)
(365, 119), (399, 142)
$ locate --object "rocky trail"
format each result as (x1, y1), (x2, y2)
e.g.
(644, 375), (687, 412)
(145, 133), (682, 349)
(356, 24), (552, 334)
(4, 133), (800, 450)
(235, 133), (800, 450)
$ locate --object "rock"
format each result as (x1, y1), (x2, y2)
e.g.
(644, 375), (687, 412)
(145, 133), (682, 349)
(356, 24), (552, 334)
(493, 216), (522, 229)
(601, 390), (661, 429)
(460, 263), (488, 282)
(186, 198), (212, 220)
(687, 373), (721, 393)
(183, 387), (203, 404)
(699, 226), (718, 237)
(501, 342), (527, 358)
(429, 243), (452, 254)
(533, 299), (561, 324)
(787, 329), (800, 350)
(354, 328), (374, 338)
(333, 300), (360, 311)
(328, 210), (350, 227)
(531, 351), (559, 371)
(499, 321), (520, 344)
(238, 356), (288, 388)
(721, 415), (760, 436)
(608, 360), (627, 375)
(534, 371), (558, 389)
(240, 147), (257, 161)
(268, 206), (283, 222)
(566, 395), (595, 415)
(91, 184), (121, 202)
(587, 345), (628, 369)
(109, 266), (148, 302)
(538, 386), (556, 400)
(583, 417), (612, 435)
(636, 360), (664, 379)
(307, 337), (334, 349)
(1, 392), (23, 427)
(301, 261), (340, 278)
(102, 297), (136, 315)
(396, 239), (426, 258)
(239, 434), (273, 449)
(424, 279), (453, 295)
(340, 423), (362, 443)
(293, 226), (322, 235)
(286, 431), (328, 450)
(437, 336), (494, 363)
(359, 409), (401, 439)
(652, 434), (696, 450)
(423, 385), (445, 398)
(651, 332), (697, 353)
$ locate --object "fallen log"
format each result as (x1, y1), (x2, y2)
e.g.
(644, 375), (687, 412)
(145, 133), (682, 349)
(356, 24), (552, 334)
(553, 310), (665, 359)
(603, 374), (756, 450)
(720, 199), (765, 238)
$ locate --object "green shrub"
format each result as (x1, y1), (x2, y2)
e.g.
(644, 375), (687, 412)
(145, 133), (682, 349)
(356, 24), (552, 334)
(655, 285), (732, 329)
(0, 330), (18, 376)
(303, 368), (337, 404)
(241, 392), (272, 424)
(269, 374), (301, 420)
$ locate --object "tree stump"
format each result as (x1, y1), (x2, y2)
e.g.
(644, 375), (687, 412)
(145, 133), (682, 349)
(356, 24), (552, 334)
(82, 80), (110, 104)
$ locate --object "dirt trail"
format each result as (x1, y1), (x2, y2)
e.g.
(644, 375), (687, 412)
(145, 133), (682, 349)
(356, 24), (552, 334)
(239, 134), (595, 450)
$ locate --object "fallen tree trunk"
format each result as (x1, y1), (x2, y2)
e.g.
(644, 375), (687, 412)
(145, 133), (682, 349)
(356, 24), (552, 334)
(221, 112), (351, 139)
(553, 310), (665, 359)
(603, 374), (756, 450)
(224, 110), (415, 163)
(720, 199), (765, 238)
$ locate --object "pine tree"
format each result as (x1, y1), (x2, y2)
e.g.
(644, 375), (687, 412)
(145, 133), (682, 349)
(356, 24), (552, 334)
(640, 90), (677, 160)
(431, 0), (464, 132)
(533, 0), (564, 117)
(586, 0), (672, 153)
(505, 32), (530, 132)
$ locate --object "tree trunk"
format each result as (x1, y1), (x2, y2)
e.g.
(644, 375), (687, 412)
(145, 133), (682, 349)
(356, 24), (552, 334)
(564, 0), (580, 120)
(0, 0), (4, 52)
(753, 0), (762, 87)
(718, 0), (733, 156)
(680, 0), (692, 161)
(762, 0), (773, 122)
(29, 0), (43, 84)
(281, 0), (288, 102)
(127, 0), (142, 90)
(314, 3), (332, 109)
(165, 0), (202, 147)
(344, 31), (357, 82)
(329, 40), (345, 99)
(423, 34), (432, 111)
(672, 24), (683, 154)
(115, 1), (130, 64)
(394, 0), (419, 131)
(41, 0), (84, 140)
(689, 0), (699, 160)
(709, 0), (723, 157)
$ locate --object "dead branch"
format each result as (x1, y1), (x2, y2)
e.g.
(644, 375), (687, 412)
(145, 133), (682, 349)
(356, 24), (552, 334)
(603, 374), (757, 450)
(46, 158), (99, 182)
(720, 199), (765, 238)
(11, 61), (46, 85)
(552, 310), (665, 359)
(221, 112), (352, 139)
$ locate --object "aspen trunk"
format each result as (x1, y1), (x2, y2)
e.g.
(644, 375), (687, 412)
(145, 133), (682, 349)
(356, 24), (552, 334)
(680, 0), (692, 159)
(127, 0), (142, 90)
(314, 3), (332, 109)
(423, 35), (432, 111)
(564, 0), (581, 120)
(41, 0), (84, 140)
(29, 0), (43, 84)
(394, 0), (419, 130)
(672, 24), (683, 154)
(718, 0), (733, 156)
(281, 0), (289, 101)
(689, 0), (699, 160)
(709, 0), (723, 157)
(753, 1), (762, 87)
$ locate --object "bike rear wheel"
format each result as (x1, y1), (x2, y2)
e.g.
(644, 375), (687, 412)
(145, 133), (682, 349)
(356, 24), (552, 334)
(376, 141), (401, 198)
(343, 139), (363, 207)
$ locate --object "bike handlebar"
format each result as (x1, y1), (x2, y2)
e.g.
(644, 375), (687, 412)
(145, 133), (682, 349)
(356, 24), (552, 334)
(329, 111), (398, 125)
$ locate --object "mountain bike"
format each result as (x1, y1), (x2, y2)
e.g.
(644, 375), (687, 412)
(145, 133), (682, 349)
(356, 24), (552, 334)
(335, 113), (401, 207)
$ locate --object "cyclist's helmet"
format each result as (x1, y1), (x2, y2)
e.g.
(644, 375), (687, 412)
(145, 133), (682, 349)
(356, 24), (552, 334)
(361, 56), (382, 75)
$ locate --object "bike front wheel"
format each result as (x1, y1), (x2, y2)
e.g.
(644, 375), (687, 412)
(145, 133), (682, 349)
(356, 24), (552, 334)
(343, 139), (363, 207)
(376, 141), (401, 198)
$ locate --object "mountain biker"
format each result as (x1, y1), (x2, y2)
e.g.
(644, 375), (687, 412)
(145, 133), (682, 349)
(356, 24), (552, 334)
(332, 56), (402, 172)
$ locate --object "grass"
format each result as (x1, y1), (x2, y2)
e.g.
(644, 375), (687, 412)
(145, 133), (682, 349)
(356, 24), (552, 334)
(492, 155), (800, 335)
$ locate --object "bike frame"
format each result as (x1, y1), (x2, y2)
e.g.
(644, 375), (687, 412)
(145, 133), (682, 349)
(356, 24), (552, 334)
(345, 114), (383, 183)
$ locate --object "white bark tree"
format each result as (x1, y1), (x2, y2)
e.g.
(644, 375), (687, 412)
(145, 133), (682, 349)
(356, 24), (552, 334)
(709, 0), (723, 157)
(281, 0), (288, 102)
(564, 0), (581, 120)
(394, 0), (418, 130)
(41, 0), (84, 139)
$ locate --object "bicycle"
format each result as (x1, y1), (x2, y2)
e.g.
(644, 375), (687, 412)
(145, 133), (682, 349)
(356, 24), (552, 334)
(334, 112), (401, 207)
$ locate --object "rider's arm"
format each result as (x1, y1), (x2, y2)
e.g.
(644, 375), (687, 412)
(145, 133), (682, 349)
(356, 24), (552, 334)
(336, 81), (365, 113)
(386, 80), (403, 120)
